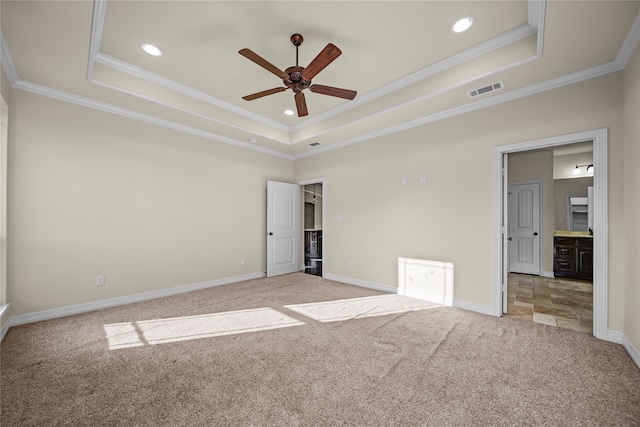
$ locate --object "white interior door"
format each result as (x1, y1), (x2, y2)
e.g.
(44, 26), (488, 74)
(508, 182), (541, 275)
(267, 181), (300, 277)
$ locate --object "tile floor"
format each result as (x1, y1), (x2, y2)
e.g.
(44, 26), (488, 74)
(505, 273), (593, 334)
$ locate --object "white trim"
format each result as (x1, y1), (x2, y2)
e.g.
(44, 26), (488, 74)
(291, 54), (541, 149)
(294, 62), (621, 160)
(0, 32), (19, 85)
(89, 77), (290, 146)
(86, 0), (108, 81)
(8, 272), (266, 327)
(324, 273), (397, 294)
(529, 0), (546, 58)
(541, 270), (554, 279)
(13, 80), (294, 160)
(0, 302), (9, 318)
(402, 288), (453, 307)
(324, 273), (493, 316)
(607, 330), (624, 344)
(0, 318), (9, 342)
(452, 299), (495, 317)
(94, 53), (290, 134)
(622, 334), (640, 369)
(86, 1), (543, 138)
(291, 20), (539, 133)
(493, 128), (608, 341)
(615, 12), (640, 69)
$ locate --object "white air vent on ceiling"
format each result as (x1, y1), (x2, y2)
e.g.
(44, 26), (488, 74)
(467, 81), (504, 98)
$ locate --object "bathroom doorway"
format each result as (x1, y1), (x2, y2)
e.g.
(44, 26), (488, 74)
(494, 128), (608, 339)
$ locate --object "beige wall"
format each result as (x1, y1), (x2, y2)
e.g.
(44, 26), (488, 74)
(295, 72), (625, 331)
(7, 90), (293, 316)
(2, 63), (634, 344)
(507, 150), (555, 275)
(623, 44), (640, 353)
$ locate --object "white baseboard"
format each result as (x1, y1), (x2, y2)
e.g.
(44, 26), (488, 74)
(622, 334), (640, 369)
(0, 319), (10, 342)
(452, 299), (495, 316)
(8, 272), (266, 327)
(324, 273), (494, 316)
(324, 273), (397, 294)
(606, 329), (624, 344)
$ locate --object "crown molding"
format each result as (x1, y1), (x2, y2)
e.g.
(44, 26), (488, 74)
(87, 0), (544, 140)
(290, 53), (540, 146)
(89, 76), (290, 146)
(13, 79), (294, 160)
(0, 32), (19, 85)
(94, 53), (291, 135)
(528, 0), (546, 57)
(87, 0), (107, 81)
(294, 61), (621, 160)
(291, 21), (540, 133)
(615, 11), (640, 68)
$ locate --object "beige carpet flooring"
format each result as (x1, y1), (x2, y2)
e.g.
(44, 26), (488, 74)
(1, 273), (639, 426)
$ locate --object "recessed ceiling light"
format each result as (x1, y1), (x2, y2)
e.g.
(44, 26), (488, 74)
(452, 16), (474, 33)
(141, 43), (163, 57)
(284, 110), (295, 116)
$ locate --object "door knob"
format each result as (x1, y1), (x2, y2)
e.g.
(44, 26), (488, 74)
(533, 232), (538, 236)
(508, 237), (512, 241)
(268, 232), (273, 236)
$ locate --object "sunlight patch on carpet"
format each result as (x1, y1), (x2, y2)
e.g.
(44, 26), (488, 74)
(285, 294), (441, 323)
(104, 308), (305, 350)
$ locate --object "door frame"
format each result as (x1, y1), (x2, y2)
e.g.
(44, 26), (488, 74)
(297, 178), (325, 275)
(507, 180), (543, 278)
(493, 128), (608, 340)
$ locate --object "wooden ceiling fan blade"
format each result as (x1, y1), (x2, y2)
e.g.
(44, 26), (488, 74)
(309, 84), (357, 100)
(301, 43), (342, 81)
(242, 87), (288, 101)
(239, 48), (288, 79)
(294, 92), (308, 117)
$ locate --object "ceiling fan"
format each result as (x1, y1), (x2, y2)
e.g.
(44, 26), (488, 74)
(239, 34), (357, 117)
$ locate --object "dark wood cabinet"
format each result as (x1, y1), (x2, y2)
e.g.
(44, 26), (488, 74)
(553, 236), (593, 280)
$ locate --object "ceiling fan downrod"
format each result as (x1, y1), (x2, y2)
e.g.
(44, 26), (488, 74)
(291, 34), (304, 67)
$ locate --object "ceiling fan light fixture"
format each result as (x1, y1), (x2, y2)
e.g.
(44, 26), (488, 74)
(141, 43), (163, 57)
(452, 16), (474, 33)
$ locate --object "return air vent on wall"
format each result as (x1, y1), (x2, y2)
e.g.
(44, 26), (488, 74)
(467, 81), (504, 98)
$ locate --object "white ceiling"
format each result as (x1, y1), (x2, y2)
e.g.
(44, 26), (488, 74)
(1, 1), (639, 159)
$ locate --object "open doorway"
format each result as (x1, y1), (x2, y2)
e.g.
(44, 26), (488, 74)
(494, 128), (608, 340)
(302, 182), (323, 276)
(506, 143), (594, 334)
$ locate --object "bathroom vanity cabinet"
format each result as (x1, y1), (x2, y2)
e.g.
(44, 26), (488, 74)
(553, 235), (593, 281)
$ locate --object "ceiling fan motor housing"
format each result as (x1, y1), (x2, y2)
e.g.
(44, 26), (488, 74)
(284, 66), (311, 93)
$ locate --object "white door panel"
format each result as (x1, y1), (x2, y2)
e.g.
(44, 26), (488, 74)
(267, 181), (300, 277)
(508, 183), (540, 275)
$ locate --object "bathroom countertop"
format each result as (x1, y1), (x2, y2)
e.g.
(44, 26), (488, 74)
(553, 230), (593, 238)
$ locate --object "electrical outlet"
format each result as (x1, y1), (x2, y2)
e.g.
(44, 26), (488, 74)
(347, 260), (352, 268)
(420, 173), (427, 183)
(241, 258), (246, 265)
(401, 176), (407, 185)
(96, 275), (105, 286)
